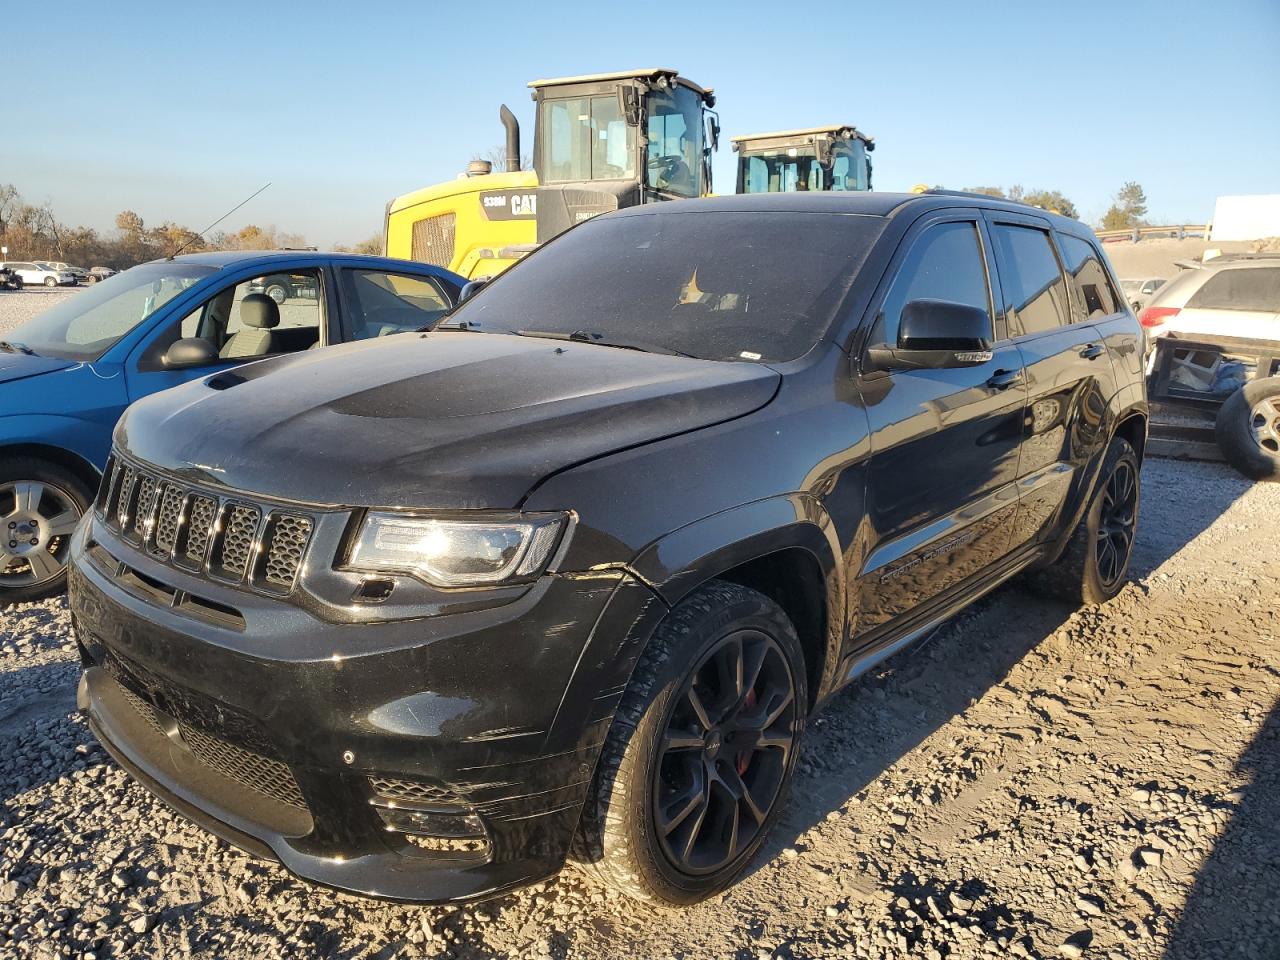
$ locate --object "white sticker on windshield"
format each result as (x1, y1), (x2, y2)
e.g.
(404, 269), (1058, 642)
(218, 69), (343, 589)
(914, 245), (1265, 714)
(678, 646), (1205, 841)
(740, 351), (762, 361)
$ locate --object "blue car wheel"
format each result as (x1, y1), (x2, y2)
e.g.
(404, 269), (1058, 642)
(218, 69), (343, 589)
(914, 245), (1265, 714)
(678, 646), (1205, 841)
(1, 458), (93, 605)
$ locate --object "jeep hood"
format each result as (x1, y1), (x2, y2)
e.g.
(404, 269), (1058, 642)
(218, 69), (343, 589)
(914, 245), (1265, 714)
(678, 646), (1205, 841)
(0, 352), (77, 386)
(117, 332), (781, 508)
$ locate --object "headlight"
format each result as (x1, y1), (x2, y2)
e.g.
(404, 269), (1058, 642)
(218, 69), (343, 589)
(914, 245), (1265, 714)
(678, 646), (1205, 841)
(348, 512), (567, 587)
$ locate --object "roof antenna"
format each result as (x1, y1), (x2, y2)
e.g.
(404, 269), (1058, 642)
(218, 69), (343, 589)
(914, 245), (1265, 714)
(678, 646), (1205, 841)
(166, 182), (272, 260)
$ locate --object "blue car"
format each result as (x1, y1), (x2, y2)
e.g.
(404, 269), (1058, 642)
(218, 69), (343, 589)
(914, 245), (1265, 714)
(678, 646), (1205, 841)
(0, 250), (464, 603)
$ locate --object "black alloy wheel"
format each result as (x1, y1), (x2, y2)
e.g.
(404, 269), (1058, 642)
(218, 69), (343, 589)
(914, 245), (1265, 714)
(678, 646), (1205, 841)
(653, 628), (797, 876)
(1094, 457), (1137, 590)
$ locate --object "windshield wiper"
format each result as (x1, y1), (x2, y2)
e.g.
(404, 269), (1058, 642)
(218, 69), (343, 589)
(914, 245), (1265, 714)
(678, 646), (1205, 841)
(514, 329), (697, 359)
(0, 340), (35, 356)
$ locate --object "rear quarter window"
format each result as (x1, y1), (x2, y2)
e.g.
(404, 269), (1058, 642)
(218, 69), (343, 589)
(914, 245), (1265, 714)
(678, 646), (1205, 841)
(1186, 267), (1280, 312)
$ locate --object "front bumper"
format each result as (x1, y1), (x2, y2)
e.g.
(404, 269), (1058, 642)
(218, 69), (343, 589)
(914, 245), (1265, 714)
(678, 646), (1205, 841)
(69, 516), (663, 903)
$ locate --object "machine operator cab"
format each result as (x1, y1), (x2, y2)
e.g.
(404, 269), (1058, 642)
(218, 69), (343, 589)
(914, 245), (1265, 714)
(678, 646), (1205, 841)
(732, 125), (874, 194)
(383, 68), (719, 280)
(529, 68), (720, 241)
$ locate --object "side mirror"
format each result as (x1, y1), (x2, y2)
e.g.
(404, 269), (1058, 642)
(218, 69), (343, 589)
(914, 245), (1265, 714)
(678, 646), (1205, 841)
(618, 86), (642, 126)
(163, 337), (219, 369)
(458, 278), (488, 304)
(866, 299), (993, 371)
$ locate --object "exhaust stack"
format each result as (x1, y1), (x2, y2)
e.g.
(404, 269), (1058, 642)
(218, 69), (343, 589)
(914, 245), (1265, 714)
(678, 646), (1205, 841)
(500, 104), (521, 173)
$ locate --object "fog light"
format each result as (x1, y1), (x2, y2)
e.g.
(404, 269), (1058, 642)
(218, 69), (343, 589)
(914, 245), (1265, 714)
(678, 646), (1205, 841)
(375, 805), (485, 839)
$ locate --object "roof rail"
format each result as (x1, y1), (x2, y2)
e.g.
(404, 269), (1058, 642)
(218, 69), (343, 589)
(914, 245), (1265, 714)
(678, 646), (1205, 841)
(923, 189), (1041, 208)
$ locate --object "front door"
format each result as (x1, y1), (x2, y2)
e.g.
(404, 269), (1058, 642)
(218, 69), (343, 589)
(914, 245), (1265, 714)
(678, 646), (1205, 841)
(852, 213), (1026, 641)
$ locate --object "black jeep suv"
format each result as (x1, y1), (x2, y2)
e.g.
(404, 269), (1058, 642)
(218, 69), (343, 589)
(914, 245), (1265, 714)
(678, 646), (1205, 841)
(69, 192), (1146, 905)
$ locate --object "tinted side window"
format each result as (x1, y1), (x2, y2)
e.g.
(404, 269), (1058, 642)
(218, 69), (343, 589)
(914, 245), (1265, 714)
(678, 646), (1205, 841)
(1059, 234), (1120, 320)
(873, 221), (992, 347)
(1186, 268), (1280, 312)
(992, 225), (1071, 335)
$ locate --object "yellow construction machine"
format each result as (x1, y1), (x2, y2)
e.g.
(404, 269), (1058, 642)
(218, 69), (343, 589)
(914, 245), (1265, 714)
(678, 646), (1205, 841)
(731, 125), (874, 193)
(384, 68), (719, 279)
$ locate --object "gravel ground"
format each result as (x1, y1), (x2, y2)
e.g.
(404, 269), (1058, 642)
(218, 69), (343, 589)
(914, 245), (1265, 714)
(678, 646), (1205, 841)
(1, 457), (1276, 960)
(0, 287), (82, 336)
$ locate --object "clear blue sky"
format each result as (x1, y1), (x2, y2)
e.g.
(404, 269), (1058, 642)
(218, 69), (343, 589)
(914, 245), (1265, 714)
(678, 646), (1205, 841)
(5, 0), (1277, 246)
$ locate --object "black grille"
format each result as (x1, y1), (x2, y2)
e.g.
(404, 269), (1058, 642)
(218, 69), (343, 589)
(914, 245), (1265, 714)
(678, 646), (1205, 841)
(94, 453), (315, 597)
(184, 496), (217, 566)
(179, 723), (307, 809)
(215, 504), (260, 581)
(152, 483), (184, 556)
(263, 515), (312, 588)
(411, 212), (456, 267)
(368, 777), (461, 807)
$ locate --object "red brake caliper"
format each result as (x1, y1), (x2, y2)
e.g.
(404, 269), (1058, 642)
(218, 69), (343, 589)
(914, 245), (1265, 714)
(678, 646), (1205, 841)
(736, 688), (757, 775)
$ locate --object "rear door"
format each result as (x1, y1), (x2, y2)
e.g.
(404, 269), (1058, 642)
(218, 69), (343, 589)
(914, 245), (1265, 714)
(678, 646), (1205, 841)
(852, 211), (1025, 639)
(985, 213), (1116, 549)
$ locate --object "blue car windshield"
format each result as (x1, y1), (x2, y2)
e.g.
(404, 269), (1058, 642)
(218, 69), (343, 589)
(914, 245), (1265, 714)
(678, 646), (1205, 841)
(9, 262), (217, 360)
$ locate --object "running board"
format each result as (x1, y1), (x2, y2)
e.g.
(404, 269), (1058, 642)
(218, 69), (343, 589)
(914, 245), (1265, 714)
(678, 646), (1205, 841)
(833, 548), (1043, 692)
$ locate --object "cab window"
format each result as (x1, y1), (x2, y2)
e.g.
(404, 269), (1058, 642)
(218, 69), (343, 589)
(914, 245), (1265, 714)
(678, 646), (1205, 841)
(541, 96), (636, 182)
(872, 221), (993, 348)
(991, 225), (1072, 335)
(646, 86), (704, 198)
(339, 270), (454, 340)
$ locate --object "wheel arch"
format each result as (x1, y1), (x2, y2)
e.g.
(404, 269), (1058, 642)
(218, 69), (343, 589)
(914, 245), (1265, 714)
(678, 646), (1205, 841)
(0, 442), (102, 494)
(630, 495), (846, 712)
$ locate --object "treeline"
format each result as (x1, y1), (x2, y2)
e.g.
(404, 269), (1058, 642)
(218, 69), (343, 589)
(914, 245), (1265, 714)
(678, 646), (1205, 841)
(0, 184), (379, 269)
(940, 181), (1152, 230)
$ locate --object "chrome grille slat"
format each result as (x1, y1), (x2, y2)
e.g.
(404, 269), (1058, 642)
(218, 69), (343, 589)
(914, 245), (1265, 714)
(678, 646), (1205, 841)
(95, 452), (315, 597)
(184, 495), (217, 567)
(214, 504), (261, 581)
(264, 515), (312, 589)
(152, 484), (185, 556)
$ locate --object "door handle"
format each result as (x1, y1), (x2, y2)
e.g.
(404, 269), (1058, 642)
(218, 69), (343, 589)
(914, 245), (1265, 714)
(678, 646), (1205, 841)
(986, 368), (1024, 390)
(1080, 343), (1105, 360)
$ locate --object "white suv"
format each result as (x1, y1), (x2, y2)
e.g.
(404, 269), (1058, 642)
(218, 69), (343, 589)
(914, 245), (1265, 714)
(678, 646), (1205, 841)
(0, 261), (76, 287)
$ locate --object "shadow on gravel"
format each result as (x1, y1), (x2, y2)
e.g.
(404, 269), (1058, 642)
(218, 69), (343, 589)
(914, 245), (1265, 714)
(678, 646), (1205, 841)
(1162, 697), (1280, 959)
(0, 660), (81, 803)
(748, 458), (1253, 881)
(1127, 459), (1252, 580)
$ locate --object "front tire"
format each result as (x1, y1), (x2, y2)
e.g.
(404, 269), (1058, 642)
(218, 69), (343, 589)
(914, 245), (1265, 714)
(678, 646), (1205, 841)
(574, 580), (806, 904)
(0, 459), (93, 605)
(44, 276), (57, 287)
(265, 282), (288, 305)
(1216, 377), (1280, 481)
(1025, 436), (1140, 605)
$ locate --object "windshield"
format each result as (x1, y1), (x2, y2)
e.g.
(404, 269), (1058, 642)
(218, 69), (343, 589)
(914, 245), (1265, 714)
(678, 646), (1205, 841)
(740, 151), (820, 193)
(741, 140), (869, 193)
(448, 211), (885, 363)
(8, 262), (216, 359)
(646, 86), (705, 198)
(541, 95), (637, 182)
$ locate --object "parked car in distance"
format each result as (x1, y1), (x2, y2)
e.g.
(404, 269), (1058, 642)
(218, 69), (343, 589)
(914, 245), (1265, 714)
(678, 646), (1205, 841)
(1, 261), (76, 287)
(88, 266), (119, 283)
(1140, 253), (1280, 479)
(246, 272), (319, 304)
(70, 192), (1148, 907)
(0, 250), (463, 603)
(0, 266), (22, 291)
(43, 261), (90, 284)
(1120, 276), (1165, 312)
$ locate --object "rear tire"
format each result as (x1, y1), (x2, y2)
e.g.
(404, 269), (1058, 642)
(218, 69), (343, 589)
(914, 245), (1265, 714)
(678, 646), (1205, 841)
(1025, 436), (1140, 605)
(0, 459), (93, 605)
(1216, 377), (1280, 481)
(574, 580), (806, 904)
(265, 282), (288, 304)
